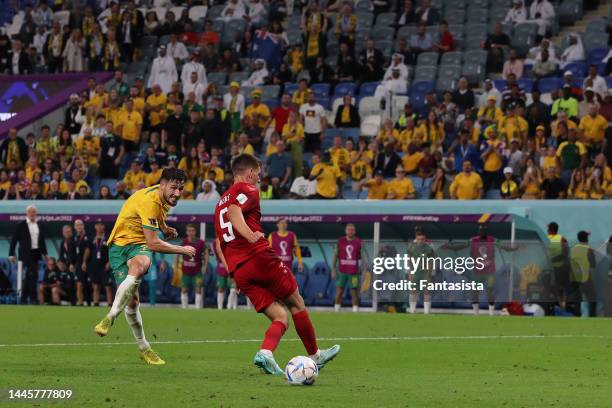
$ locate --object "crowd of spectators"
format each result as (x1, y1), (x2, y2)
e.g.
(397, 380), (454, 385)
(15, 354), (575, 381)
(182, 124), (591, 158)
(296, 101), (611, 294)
(0, 0), (611, 202)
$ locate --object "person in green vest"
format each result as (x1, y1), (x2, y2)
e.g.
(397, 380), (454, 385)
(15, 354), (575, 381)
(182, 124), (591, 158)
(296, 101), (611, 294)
(406, 226), (435, 315)
(547, 222), (570, 310)
(569, 230), (596, 317)
(395, 103), (417, 131)
(259, 176), (278, 199)
(551, 85), (579, 121)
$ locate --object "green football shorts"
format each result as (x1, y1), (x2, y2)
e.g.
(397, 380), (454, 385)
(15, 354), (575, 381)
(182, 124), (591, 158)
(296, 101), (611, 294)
(109, 243), (153, 284)
(181, 274), (204, 289)
(216, 275), (234, 289)
(336, 272), (360, 289)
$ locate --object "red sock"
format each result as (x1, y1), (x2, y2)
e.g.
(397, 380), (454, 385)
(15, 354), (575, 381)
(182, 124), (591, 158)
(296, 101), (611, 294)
(292, 310), (318, 355)
(261, 320), (287, 352)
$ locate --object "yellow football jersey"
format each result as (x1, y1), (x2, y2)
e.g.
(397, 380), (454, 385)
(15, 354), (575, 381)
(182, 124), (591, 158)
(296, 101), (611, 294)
(107, 185), (170, 247)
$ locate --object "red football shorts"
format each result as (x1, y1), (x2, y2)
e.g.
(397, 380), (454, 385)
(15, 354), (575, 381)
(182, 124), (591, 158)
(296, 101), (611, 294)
(233, 247), (298, 313)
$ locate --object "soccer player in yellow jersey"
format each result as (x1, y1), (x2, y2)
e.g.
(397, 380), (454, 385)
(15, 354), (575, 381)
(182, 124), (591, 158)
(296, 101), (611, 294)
(94, 169), (196, 365)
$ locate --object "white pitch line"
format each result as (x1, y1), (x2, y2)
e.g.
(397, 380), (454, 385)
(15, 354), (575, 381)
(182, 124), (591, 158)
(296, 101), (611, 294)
(1, 334), (611, 348)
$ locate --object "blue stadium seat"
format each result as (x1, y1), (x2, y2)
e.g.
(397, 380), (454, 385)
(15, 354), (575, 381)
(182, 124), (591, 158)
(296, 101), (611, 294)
(537, 77), (561, 94)
(410, 80), (434, 94)
(564, 61), (587, 78)
(440, 51), (462, 67)
(517, 78), (533, 93)
(606, 77), (612, 89)
(207, 72), (227, 86)
(375, 12), (396, 27)
(315, 96), (331, 110)
(359, 81), (380, 97)
(303, 262), (331, 306)
(588, 48), (609, 67)
(572, 76), (585, 88)
(311, 83), (331, 98)
(437, 65), (461, 80)
(284, 83), (299, 96)
(586, 18), (607, 33)
(493, 79), (507, 92)
(414, 65), (437, 82)
(409, 90), (427, 109)
(334, 82), (357, 97)
(583, 32), (608, 54)
(417, 52), (439, 67)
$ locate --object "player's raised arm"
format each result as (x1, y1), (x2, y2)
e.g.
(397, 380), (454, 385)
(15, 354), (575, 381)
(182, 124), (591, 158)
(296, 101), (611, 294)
(227, 204), (265, 244)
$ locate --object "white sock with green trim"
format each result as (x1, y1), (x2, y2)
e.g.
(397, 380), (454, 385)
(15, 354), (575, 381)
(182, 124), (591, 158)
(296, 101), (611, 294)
(195, 293), (203, 308)
(228, 288), (237, 309)
(107, 275), (140, 320)
(125, 305), (150, 351)
(217, 292), (225, 309)
(181, 292), (188, 309)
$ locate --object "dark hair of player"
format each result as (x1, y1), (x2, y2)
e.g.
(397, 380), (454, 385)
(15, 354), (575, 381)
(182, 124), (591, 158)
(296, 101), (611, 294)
(186, 223), (197, 230)
(548, 222), (559, 233)
(231, 154), (261, 174)
(160, 168), (186, 183)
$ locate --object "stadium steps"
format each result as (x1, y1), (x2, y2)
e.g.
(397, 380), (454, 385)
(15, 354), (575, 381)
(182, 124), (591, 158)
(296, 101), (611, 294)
(552, 0), (612, 47)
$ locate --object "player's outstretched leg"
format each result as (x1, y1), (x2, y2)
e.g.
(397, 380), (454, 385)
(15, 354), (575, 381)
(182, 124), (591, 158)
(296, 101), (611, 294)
(95, 256), (149, 337)
(254, 302), (286, 375)
(283, 290), (340, 370)
(124, 296), (165, 365)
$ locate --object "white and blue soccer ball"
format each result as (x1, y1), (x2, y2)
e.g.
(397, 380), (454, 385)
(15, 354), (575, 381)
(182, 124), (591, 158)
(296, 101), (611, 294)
(284, 356), (318, 385)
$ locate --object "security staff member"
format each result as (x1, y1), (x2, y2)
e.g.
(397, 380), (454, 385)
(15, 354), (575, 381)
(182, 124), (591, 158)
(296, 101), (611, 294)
(73, 219), (91, 306)
(88, 219), (112, 306)
(547, 222), (570, 309)
(569, 230), (597, 317)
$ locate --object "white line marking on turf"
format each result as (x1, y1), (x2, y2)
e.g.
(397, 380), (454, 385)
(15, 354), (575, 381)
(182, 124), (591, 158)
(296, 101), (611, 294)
(1, 334), (611, 348)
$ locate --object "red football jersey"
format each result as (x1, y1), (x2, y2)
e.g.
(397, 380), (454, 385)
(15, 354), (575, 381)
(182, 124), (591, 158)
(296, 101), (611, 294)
(214, 181), (269, 272)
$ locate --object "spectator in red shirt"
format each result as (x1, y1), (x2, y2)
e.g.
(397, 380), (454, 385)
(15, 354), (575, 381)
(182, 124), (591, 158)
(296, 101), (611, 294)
(434, 20), (454, 54)
(198, 20), (219, 47)
(272, 94), (293, 134)
(179, 22), (198, 45)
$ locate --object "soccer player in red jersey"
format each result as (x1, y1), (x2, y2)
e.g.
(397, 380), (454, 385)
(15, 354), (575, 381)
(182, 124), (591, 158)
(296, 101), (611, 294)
(177, 224), (208, 309)
(268, 218), (303, 272)
(214, 154), (340, 375)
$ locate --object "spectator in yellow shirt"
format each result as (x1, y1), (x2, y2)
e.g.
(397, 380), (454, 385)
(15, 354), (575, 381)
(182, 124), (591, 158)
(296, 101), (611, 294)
(402, 143), (425, 175)
(329, 135), (350, 181)
(551, 110), (577, 140)
(362, 169), (388, 199)
(204, 157), (225, 183)
(123, 160), (147, 193)
(386, 166), (415, 199)
(398, 117), (416, 150)
(310, 152), (339, 198)
(127, 86), (145, 113)
(291, 79), (310, 107)
(416, 111), (445, 148)
(520, 157), (542, 199)
(118, 99), (143, 153)
(243, 89), (271, 131)
(145, 84), (167, 131)
(238, 133), (255, 156)
(75, 127), (101, 171)
(145, 161), (163, 186)
(541, 146), (557, 171)
(477, 95), (503, 128)
(86, 84), (108, 111)
(450, 161), (483, 199)
(497, 104), (528, 144)
(579, 103), (608, 149)
(500, 167), (519, 199)
(376, 119), (400, 146)
(479, 126), (505, 191)
(281, 111), (305, 144)
(567, 168), (590, 199)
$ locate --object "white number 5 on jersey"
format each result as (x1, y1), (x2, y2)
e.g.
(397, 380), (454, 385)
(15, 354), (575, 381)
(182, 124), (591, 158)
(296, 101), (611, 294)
(219, 207), (235, 242)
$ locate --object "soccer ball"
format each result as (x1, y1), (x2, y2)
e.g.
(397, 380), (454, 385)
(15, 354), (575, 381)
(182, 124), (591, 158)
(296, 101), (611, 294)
(284, 356), (318, 385)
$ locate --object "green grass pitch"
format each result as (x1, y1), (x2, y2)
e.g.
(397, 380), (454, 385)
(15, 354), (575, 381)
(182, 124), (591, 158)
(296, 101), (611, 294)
(1, 306), (612, 407)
